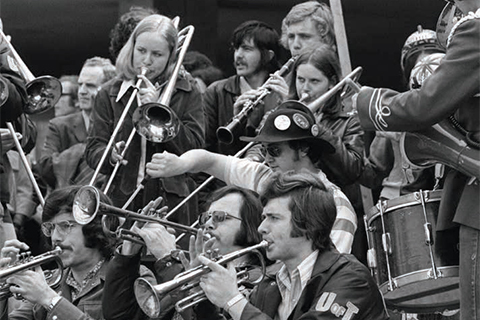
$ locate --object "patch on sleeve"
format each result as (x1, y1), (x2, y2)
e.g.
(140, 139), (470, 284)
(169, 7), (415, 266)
(315, 292), (359, 320)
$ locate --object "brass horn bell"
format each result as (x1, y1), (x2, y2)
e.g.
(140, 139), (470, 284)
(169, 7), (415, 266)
(132, 102), (180, 143)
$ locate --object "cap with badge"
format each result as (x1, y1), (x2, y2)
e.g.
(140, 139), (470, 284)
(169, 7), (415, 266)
(240, 100), (335, 154)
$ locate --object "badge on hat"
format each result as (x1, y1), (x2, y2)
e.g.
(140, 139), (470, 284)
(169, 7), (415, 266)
(292, 113), (309, 129)
(274, 115), (291, 131)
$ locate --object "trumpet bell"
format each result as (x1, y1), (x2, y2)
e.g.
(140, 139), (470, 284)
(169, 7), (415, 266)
(134, 277), (161, 318)
(132, 102), (180, 143)
(73, 185), (100, 225)
(25, 75), (62, 114)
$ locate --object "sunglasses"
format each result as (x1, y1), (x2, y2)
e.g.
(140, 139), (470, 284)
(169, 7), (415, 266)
(41, 220), (78, 237)
(261, 144), (283, 158)
(198, 211), (242, 226)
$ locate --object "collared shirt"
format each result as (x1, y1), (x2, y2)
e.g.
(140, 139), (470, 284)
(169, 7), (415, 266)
(65, 259), (105, 300)
(275, 250), (318, 320)
(223, 157), (357, 253)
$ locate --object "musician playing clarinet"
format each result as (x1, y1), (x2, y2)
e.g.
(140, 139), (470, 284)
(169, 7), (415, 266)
(353, 0), (479, 318)
(196, 171), (388, 320)
(85, 14), (205, 229)
(204, 20), (282, 157)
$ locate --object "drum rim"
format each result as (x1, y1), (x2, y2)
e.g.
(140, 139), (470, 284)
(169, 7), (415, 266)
(379, 265), (459, 312)
(366, 189), (443, 224)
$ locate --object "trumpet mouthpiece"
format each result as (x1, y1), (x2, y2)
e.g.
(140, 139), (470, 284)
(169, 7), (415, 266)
(299, 93), (309, 102)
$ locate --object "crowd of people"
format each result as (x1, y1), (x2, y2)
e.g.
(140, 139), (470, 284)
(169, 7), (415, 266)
(0, 0), (478, 319)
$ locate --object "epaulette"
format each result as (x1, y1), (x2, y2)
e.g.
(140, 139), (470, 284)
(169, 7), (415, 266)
(447, 8), (480, 48)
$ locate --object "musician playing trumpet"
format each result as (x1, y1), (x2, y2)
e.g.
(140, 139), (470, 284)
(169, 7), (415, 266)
(196, 171), (388, 320)
(102, 186), (265, 320)
(0, 186), (147, 320)
(85, 14), (205, 229)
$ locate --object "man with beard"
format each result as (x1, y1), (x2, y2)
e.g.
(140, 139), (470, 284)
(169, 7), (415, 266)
(102, 185), (264, 320)
(38, 57), (116, 189)
(0, 186), (141, 320)
(204, 20), (282, 156)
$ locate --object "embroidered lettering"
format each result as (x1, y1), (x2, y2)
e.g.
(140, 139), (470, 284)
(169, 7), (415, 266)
(330, 303), (346, 317)
(343, 301), (359, 320)
(315, 292), (336, 311)
(315, 292), (359, 320)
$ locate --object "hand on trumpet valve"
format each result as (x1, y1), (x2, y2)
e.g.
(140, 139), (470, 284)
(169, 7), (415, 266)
(137, 74), (160, 105)
(6, 266), (59, 306)
(197, 255), (242, 310)
(0, 240), (29, 266)
(110, 141), (128, 166)
(185, 229), (216, 270)
(133, 223), (177, 260)
(146, 151), (188, 179)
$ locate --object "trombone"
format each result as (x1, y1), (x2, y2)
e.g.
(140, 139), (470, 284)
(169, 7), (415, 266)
(134, 240), (269, 318)
(103, 24), (194, 194)
(0, 28), (62, 207)
(0, 246), (63, 299)
(307, 66), (362, 114)
(72, 185), (199, 245)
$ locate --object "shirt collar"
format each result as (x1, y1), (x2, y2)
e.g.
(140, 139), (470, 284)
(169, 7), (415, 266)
(116, 80), (136, 103)
(276, 250), (319, 291)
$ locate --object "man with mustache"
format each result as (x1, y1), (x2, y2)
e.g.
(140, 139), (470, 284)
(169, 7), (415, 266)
(102, 185), (264, 320)
(38, 57), (116, 190)
(0, 186), (153, 320)
(204, 20), (282, 157)
(196, 171), (388, 320)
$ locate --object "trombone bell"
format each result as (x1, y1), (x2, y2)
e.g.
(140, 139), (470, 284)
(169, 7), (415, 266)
(25, 75), (62, 114)
(132, 102), (180, 143)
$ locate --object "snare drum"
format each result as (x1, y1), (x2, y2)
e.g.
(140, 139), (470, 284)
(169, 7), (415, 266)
(365, 190), (459, 313)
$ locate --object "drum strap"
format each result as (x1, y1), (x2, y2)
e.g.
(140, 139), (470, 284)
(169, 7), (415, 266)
(449, 115), (480, 149)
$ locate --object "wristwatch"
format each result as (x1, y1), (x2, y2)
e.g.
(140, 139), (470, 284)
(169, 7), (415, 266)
(45, 296), (62, 312)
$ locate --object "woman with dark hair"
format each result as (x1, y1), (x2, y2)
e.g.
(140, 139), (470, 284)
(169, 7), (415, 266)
(287, 45), (364, 187)
(286, 44), (366, 264)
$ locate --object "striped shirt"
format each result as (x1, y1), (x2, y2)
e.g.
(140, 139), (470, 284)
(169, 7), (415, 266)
(224, 157), (357, 253)
(275, 250), (318, 320)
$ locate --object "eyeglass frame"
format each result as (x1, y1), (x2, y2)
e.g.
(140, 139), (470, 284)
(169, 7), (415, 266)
(261, 143), (284, 158)
(198, 210), (243, 226)
(41, 220), (79, 237)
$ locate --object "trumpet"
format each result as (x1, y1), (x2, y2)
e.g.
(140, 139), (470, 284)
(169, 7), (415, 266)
(0, 28), (63, 207)
(72, 185), (199, 245)
(0, 247), (63, 299)
(216, 56), (298, 145)
(134, 240), (269, 318)
(103, 24), (194, 194)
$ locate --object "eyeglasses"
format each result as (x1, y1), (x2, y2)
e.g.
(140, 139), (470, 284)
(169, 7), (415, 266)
(41, 220), (78, 237)
(261, 144), (283, 158)
(198, 211), (242, 226)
